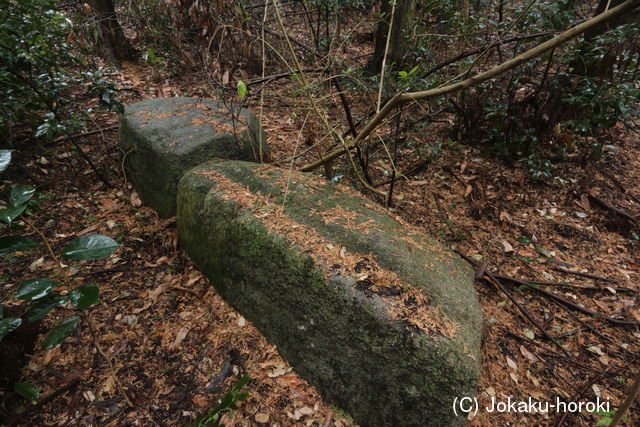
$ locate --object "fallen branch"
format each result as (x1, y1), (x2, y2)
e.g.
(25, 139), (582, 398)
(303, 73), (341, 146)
(459, 252), (571, 357)
(588, 193), (639, 226)
(65, 133), (112, 187)
(551, 267), (618, 284)
(498, 275), (639, 327)
(505, 331), (602, 375)
(32, 123), (119, 146)
(557, 302), (639, 357)
(59, 125), (118, 142)
(22, 217), (59, 266)
(521, 278), (637, 294)
(374, 158), (431, 187)
(599, 170), (640, 205)
(485, 273), (572, 357)
(459, 252), (639, 332)
(300, 0), (640, 172)
(547, 258), (575, 268)
(84, 264), (157, 276)
(246, 68), (324, 86)
(332, 76), (358, 138)
(555, 363), (618, 427)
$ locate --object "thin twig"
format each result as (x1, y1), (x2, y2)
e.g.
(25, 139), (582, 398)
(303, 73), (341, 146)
(22, 217), (59, 265)
(513, 278), (637, 294)
(86, 315), (134, 407)
(374, 158), (431, 187)
(376, 0), (397, 113)
(459, 252), (571, 357)
(300, 0), (640, 172)
(588, 193), (639, 226)
(551, 267), (618, 284)
(65, 133), (112, 187)
(506, 331), (604, 375)
(39, 126), (119, 146)
(499, 275), (639, 327)
(246, 68), (324, 86)
(420, 31), (556, 80)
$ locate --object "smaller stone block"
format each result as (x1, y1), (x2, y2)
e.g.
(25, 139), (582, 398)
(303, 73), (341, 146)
(119, 97), (267, 217)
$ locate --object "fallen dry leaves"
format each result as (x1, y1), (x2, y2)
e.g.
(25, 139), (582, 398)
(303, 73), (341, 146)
(2, 6), (639, 426)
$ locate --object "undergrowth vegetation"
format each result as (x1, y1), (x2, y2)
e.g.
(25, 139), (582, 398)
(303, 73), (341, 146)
(1, 0), (639, 424)
(0, 0), (121, 145)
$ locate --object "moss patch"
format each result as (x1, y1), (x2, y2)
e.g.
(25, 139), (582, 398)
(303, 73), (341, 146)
(177, 160), (482, 426)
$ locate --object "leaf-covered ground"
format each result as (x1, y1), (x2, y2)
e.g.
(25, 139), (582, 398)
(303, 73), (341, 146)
(2, 11), (640, 427)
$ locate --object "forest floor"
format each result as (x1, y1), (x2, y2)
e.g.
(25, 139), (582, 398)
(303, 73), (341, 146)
(2, 11), (640, 427)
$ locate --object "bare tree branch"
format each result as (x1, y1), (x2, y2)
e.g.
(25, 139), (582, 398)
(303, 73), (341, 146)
(300, 0), (640, 172)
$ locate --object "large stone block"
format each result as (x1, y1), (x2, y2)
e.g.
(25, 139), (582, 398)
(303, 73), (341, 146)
(119, 97), (267, 217)
(177, 160), (482, 426)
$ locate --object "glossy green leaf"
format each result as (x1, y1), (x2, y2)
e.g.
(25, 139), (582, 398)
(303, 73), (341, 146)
(25, 293), (65, 322)
(61, 234), (119, 260)
(11, 185), (36, 206)
(0, 150), (12, 173)
(237, 81), (247, 99)
(234, 374), (249, 390)
(16, 278), (58, 301)
(68, 285), (99, 309)
(0, 204), (27, 224)
(0, 317), (22, 341)
(235, 391), (249, 401)
(14, 382), (40, 401)
(0, 236), (39, 256)
(595, 417), (613, 427)
(41, 316), (80, 349)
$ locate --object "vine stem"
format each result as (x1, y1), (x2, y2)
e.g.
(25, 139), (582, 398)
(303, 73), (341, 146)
(86, 314), (135, 408)
(22, 216), (60, 266)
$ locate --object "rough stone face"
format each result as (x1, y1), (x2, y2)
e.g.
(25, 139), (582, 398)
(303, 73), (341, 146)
(119, 97), (267, 217)
(177, 160), (482, 426)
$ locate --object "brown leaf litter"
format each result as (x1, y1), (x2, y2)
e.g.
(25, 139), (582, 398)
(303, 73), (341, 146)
(195, 168), (457, 338)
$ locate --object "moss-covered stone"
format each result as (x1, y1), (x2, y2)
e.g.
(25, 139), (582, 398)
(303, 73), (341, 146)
(118, 97), (267, 217)
(177, 160), (482, 426)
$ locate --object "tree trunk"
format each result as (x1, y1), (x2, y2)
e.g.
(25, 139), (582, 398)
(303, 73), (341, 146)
(90, 0), (137, 66)
(366, 0), (416, 74)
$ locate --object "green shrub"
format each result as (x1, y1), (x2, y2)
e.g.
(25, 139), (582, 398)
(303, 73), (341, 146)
(0, 0), (121, 144)
(1, 150), (120, 402)
(189, 374), (249, 427)
(457, 5), (639, 178)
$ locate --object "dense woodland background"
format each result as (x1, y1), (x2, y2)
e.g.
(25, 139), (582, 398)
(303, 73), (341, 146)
(1, 0), (639, 425)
